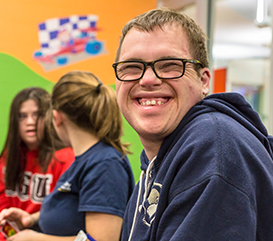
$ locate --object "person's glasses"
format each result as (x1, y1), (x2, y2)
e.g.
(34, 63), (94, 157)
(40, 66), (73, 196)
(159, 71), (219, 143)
(112, 58), (203, 82)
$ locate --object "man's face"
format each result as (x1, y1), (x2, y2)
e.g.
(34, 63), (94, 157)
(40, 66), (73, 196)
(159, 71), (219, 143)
(115, 25), (210, 149)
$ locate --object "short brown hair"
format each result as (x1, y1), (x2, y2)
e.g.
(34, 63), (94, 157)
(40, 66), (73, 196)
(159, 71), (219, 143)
(115, 7), (209, 69)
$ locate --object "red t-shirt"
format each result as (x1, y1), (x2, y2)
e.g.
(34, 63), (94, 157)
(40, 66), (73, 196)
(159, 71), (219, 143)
(0, 147), (74, 239)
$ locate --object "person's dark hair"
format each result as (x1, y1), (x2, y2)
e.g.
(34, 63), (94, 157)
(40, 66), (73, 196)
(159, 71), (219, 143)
(51, 70), (130, 155)
(1, 87), (66, 190)
(115, 7), (209, 73)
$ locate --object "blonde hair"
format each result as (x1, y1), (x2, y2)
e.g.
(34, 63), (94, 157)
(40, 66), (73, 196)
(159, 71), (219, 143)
(115, 7), (209, 70)
(51, 70), (130, 155)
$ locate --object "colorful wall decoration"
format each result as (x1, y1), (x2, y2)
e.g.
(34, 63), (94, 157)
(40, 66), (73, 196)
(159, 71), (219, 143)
(0, 0), (157, 180)
(33, 14), (106, 71)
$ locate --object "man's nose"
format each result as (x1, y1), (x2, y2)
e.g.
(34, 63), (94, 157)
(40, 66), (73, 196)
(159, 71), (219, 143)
(138, 67), (162, 86)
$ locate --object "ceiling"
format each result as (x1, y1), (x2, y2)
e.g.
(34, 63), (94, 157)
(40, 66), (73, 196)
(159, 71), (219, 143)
(159, 0), (272, 60)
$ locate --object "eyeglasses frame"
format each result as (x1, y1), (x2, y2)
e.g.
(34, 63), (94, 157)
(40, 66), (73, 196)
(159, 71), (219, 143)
(112, 58), (203, 82)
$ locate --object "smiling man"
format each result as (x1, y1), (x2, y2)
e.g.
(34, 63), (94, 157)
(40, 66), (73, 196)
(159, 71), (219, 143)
(113, 8), (273, 241)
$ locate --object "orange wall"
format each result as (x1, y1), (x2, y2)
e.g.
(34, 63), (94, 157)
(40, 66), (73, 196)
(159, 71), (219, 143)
(0, 0), (157, 84)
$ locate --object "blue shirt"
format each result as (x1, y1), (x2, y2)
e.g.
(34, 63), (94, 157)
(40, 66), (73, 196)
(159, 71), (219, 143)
(39, 141), (135, 236)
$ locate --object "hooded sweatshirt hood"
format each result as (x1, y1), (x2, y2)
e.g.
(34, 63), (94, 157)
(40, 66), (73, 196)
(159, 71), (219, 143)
(140, 92), (273, 172)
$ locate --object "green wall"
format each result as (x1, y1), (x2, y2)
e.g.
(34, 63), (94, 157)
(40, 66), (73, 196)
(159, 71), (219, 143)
(0, 53), (142, 181)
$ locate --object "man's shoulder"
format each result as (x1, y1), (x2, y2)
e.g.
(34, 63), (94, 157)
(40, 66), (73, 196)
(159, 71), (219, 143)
(186, 111), (252, 139)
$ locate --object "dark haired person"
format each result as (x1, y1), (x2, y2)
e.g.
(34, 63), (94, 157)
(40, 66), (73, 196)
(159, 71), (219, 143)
(0, 87), (74, 240)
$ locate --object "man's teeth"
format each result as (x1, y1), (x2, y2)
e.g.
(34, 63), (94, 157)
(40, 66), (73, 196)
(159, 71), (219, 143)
(140, 100), (164, 106)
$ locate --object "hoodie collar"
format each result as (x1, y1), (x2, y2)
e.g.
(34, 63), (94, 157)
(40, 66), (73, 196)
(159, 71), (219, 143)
(140, 92), (273, 170)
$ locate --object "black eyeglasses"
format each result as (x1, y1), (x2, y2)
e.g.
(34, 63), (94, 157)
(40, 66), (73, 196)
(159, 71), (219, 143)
(112, 58), (203, 82)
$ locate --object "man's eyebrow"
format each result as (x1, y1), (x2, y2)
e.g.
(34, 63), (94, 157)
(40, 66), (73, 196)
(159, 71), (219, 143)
(120, 56), (181, 62)
(120, 58), (144, 62)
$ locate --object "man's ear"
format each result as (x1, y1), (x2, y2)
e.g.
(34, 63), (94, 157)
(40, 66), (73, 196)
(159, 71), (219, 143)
(200, 67), (211, 96)
(52, 109), (63, 127)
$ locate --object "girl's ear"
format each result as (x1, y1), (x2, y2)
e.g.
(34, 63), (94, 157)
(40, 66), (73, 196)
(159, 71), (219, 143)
(52, 110), (63, 127)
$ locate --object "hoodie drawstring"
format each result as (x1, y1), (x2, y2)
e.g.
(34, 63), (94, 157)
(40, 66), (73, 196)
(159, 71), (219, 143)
(128, 156), (157, 241)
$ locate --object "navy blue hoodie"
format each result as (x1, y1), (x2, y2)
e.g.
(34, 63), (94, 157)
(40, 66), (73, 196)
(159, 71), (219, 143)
(121, 92), (273, 241)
